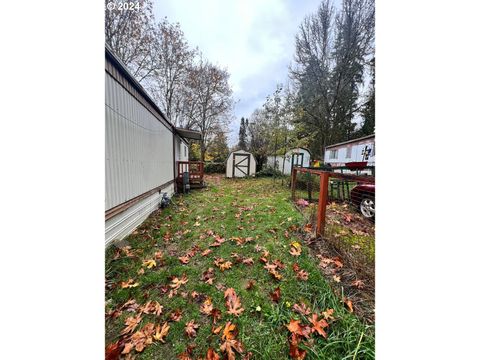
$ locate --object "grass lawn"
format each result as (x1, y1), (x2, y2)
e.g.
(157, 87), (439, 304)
(105, 177), (374, 359)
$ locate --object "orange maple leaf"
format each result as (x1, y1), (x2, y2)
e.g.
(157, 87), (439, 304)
(308, 313), (329, 339)
(224, 288), (244, 317)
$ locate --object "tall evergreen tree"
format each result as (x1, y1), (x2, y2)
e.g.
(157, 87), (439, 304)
(238, 117), (248, 150)
(360, 57), (375, 135)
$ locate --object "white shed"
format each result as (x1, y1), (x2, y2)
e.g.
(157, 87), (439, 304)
(226, 150), (257, 178)
(267, 147), (311, 175)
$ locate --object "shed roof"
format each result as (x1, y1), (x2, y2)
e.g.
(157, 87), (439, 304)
(325, 134), (375, 149)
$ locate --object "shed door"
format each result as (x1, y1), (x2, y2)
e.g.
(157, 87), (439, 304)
(232, 153), (251, 177)
(291, 153), (304, 172)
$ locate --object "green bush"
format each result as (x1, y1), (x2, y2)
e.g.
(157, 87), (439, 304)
(204, 162), (226, 174)
(256, 166), (283, 177)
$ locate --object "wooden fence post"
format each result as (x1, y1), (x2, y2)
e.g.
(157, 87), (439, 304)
(316, 172), (330, 237)
(291, 168), (297, 200)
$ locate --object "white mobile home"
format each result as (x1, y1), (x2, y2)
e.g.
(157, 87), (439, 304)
(105, 46), (200, 246)
(226, 150), (257, 178)
(267, 148), (311, 175)
(324, 134), (375, 167)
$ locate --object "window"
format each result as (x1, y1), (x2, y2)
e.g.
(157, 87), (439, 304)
(346, 146), (352, 159)
(329, 149), (338, 159)
(184, 145), (187, 157)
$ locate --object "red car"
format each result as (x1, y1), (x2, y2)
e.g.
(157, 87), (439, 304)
(350, 183), (375, 219)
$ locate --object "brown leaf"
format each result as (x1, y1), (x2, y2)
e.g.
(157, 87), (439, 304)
(286, 319), (311, 338)
(219, 261), (233, 271)
(289, 333), (307, 360)
(200, 297), (213, 315)
(170, 274), (188, 290)
(224, 288), (244, 317)
(121, 314), (142, 335)
(297, 270), (309, 281)
(105, 342), (121, 360)
(220, 322), (244, 360)
(212, 324), (223, 334)
(292, 263), (300, 273)
(269, 287), (281, 303)
(141, 300), (163, 316)
(344, 298), (354, 313)
(242, 257), (254, 266)
(178, 255), (190, 264)
(245, 280), (256, 290)
(153, 322), (170, 343)
(185, 320), (199, 338)
(322, 308), (335, 320)
(289, 247), (302, 256)
(292, 303), (311, 316)
(169, 309), (183, 322)
(202, 249), (213, 257)
(333, 275), (341, 283)
(351, 279), (365, 289)
(206, 348), (221, 360)
(202, 268), (215, 285)
(308, 313), (328, 339)
(120, 279), (139, 289)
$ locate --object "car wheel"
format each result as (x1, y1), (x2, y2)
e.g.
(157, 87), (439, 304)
(360, 197), (375, 219)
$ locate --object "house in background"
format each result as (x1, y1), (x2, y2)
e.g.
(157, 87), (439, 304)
(324, 134), (375, 168)
(105, 46), (201, 246)
(267, 147), (311, 175)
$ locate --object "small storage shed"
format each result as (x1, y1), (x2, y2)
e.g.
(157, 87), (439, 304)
(267, 147), (311, 175)
(226, 150), (256, 178)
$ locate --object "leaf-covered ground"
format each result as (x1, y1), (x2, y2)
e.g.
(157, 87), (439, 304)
(105, 177), (374, 359)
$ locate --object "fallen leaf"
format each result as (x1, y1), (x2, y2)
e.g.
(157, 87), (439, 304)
(333, 275), (341, 283)
(202, 268), (215, 285)
(121, 315), (142, 335)
(224, 288), (244, 317)
(170, 274), (188, 290)
(242, 257), (254, 266)
(120, 279), (139, 289)
(351, 279), (365, 289)
(292, 303), (311, 316)
(105, 342), (121, 360)
(185, 320), (199, 338)
(322, 308), (335, 321)
(297, 270), (309, 281)
(169, 309), (183, 322)
(202, 249), (213, 257)
(206, 348), (221, 360)
(154, 251), (164, 259)
(308, 313), (328, 338)
(141, 300), (163, 316)
(343, 298), (354, 313)
(269, 287), (281, 303)
(245, 280), (255, 290)
(289, 247), (302, 256)
(153, 322), (170, 343)
(143, 259), (157, 269)
(178, 256), (190, 264)
(289, 333), (307, 360)
(200, 297), (213, 315)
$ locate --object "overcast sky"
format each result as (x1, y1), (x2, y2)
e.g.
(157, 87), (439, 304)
(153, 0), (333, 146)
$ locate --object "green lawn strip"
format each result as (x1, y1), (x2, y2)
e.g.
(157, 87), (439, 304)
(105, 178), (374, 359)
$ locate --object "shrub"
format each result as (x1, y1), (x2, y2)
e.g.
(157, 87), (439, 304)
(256, 166), (283, 177)
(204, 162), (226, 174)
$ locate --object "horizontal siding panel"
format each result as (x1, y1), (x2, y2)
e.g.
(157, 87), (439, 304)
(105, 72), (174, 211)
